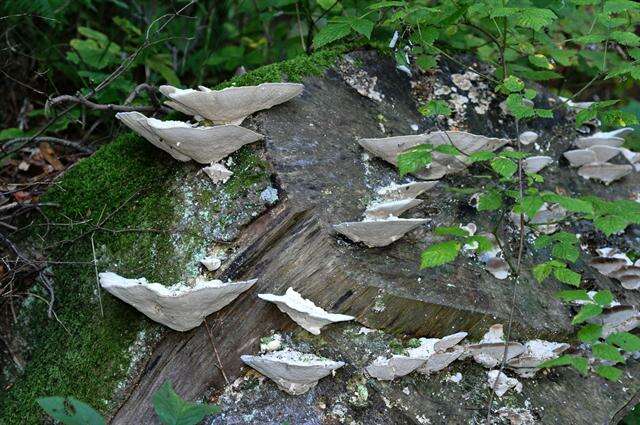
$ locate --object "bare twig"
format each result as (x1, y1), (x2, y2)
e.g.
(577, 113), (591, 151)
(203, 317), (230, 385)
(47, 95), (159, 113)
(3, 136), (94, 153)
(90, 234), (104, 317)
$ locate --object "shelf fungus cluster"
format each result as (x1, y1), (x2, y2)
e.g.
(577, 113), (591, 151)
(333, 181), (437, 247)
(358, 131), (509, 180)
(116, 82), (303, 182)
(563, 127), (636, 185)
(98, 272), (257, 331)
(589, 248), (640, 290)
(365, 332), (468, 380)
(258, 287), (355, 335)
(240, 349), (345, 395)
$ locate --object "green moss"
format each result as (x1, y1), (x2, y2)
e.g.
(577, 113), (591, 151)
(0, 45), (350, 424)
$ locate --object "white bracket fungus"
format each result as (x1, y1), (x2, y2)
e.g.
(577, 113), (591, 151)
(200, 256), (222, 271)
(240, 349), (344, 395)
(366, 332), (468, 380)
(376, 181), (438, 201)
(333, 218), (429, 248)
(587, 305), (640, 337)
(159, 82), (304, 125)
(518, 131), (538, 146)
(589, 248), (640, 289)
(477, 235), (510, 280)
(363, 198), (423, 220)
(358, 131), (509, 179)
(486, 370), (522, 398)
(116, 112), (263, 164)
(507, 340), (570, 378)
(258, 287), (354, 335)
(467, 324), (525, 368)
(577, 163), (633, 185)
(99, 272), (257, 331)
(365, 355), (426, 381)
(203, 163), (233, 184)
(523, 156), (553, 174)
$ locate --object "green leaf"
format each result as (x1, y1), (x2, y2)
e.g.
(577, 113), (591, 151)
(595, 365), (623, 381)
(592, 343), (625, 363)
(594, 215), (629, 236)
(419, 100), (452, 117)
(491, 157), (518, 178)
(578, 324), (603, 344)
(468, 151), (495, 163)
(397, 145), (433, 176)
(477, 190), (503, 211)
(593, 290), (613, 307)
(611, 31), (640, 47)
(501, 75), (525, 93)
(529, 54), (553, 70)
(348, 17), (375, 39)
(533, 261), (556, 283)
(317, 0), (338, 10)
(516, 8), (557, 30)
(541, 194), (593, 214)
(539, 355), (588, 375)
(506, 93), (536, 119)
(556, 289), (590, 302)
(572, 304), (603, 324)
(552, 242), (580, 263)
(416, 54), (438, 70)
(153, 381), (220, 425)
(466, 235), (493, 253)
(434, 144), (461, 155)
(606, 332), (640, 351)
(313, 23), (352, 48)
(420, 240), (461, 268)
(37, 397), (105, 425)
(604, 0), (640, 13)
(520, 195), (544, 218)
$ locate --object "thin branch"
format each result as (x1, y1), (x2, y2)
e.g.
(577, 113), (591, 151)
(3, 136), (94, 153)
(47, 95), (159, 113)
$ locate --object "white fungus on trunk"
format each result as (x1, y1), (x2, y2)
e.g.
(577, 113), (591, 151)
(240, 349), (344, 395)
(365, 355), (427, 381)
(159, 82), (304, 124)
(99, 272), (256, 331)
(507, 340), (570, 377)
(258, 287), (354, 335)
(577, 163), (633, 185)
(376, 181), (438, 201)
(116, 112), (263, 164)
(523, 156), (553, 174)
(518, 131), (538, 145)
(203, 163), (233, 184)
(333, 218), (429, 247)
(363, 198), (423, 220)
(587, 306), (640, 337)
(200, 256), (222, 271)
(486, 370), (522, 398)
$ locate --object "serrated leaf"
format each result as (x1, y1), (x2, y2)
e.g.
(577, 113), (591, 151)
(520, 195), (544, 218)
(434, 144), (461, 155)
(529, 54), (553, 70)
(533, 261), (556, 283)
(611, 31), (640, 47)
(466, 235), (493, 253)
(592, 343), (625, 363)
(501, 75), (525, 93)
(468, 151), (495, 163)
(313, 23), (352, 48)
(539, 355), (588, 375)
(416, 54), (438, 70)
(516, 8), (557, 30)
(435, 226), (469, 237)
(419, 100), (452, 117)
(152, 380), (220, 425)
(552, 242), (580, 263)
(477, 190), (503, 211)
(37, 397), (105, 425)
(420, 240), (461, 268)
(541, 194), (593, 214)
(595, 365), (623, 381)
(506, 93), (536, 119)
(556, 289), (591, 302)
(593, 290), (613, 307)
(594, 215), (629, 236)
(604, 0), (640, 14)
(572, 304), (603, 324)
(398, 145), (433, 177)
(555, 267), (581, 287)
(606, 332), (640, 351)
(578, 324), (603, 343)
(348, 17), (375, 39)
(491, 157), (518, 178)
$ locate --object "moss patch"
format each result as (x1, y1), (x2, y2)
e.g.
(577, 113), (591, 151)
(0, 46), (348, 424)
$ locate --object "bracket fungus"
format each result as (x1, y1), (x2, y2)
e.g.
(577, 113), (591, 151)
(506, 340), (570, 378)
(200, 256), (222, 271)
(116, 112), (263, 164)
(486, 370), (522, 398)
(577, 163), (633, 185)
(364, 198), (423, 220)
(203, 163), (233, 184)
(258, 287), (354, 335)
(518, 131), (538, 146)
(159, 82), (304, 125)
(365, 355), (427, 381)
(376, 181), (438, 201)
(523, 156), (553, 174)
(587, 305), (640, 337)
(99, 272), (257, 331)
(240, 349), (344, 395)
(467, 325), (525, 368)
(333, 218), (429, 248)
(358, 131), (509, 179)
(477, 235), (510, 280)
